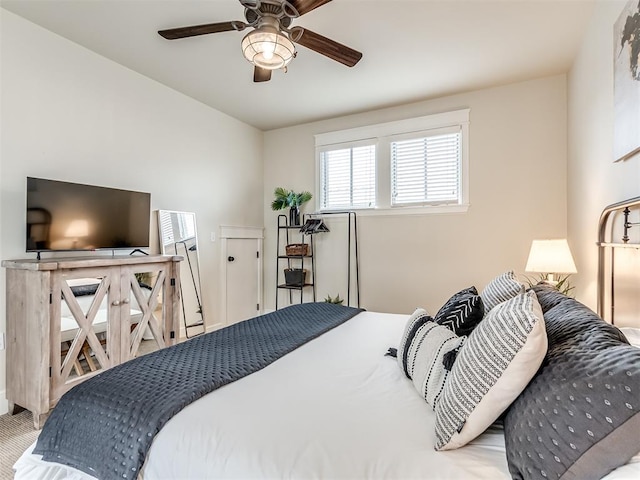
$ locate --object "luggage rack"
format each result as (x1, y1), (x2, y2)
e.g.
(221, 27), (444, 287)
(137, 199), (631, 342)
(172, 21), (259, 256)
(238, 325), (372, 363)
(302, 211), (360, 309)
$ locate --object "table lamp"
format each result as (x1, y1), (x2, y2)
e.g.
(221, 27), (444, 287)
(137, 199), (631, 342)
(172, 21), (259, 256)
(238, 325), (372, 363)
(525, 239), (577, 284)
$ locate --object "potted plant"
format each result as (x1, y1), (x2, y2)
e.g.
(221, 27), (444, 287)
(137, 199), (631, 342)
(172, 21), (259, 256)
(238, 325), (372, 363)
(271, 187), (312, 226)
(324, 294), (344, 305)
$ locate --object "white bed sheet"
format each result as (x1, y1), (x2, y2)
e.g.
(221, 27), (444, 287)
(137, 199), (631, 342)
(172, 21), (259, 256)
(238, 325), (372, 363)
(14, 313), (640, 480)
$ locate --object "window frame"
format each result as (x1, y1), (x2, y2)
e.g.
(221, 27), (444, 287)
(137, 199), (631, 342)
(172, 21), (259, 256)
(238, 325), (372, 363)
(315, 109), (470, 216)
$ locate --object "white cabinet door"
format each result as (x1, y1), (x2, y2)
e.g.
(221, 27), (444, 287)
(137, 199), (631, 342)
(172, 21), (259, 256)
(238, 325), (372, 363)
(225, 237), (261, 326)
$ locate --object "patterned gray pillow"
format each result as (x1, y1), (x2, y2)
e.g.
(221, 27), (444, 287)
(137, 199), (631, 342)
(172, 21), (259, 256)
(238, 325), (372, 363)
(504, 284), (640, 480)
(396, 308), (431, 379)
(434, 286), (485, 337)
(407, 321), (465, 409)
(435, 290), (547, 450)
(480, 271), (525, 313)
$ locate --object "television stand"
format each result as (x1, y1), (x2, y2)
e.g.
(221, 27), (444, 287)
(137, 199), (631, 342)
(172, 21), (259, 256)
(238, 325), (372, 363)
(129, 248), (149, 256)
(2, 254), (182, 428)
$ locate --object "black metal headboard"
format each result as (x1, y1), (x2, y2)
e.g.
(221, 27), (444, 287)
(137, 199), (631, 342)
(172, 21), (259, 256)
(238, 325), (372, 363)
(597, 196), (640, 324)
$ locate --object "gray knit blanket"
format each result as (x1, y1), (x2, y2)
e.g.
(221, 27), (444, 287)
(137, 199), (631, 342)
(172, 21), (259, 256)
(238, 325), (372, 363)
(34, 302), (363, 480)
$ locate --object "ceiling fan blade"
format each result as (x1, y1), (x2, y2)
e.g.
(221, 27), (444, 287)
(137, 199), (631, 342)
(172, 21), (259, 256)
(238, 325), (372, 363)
(158, 21), (238, 40)
(292, 28), (362, 67)
(254, 66), (272, 82)
(289, 0), (333, 16)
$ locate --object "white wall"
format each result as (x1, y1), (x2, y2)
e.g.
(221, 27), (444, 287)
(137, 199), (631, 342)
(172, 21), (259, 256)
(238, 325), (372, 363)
(0, 10), (264, 414)
(264, 75), (569, 315)
(567, 0), (640, 316)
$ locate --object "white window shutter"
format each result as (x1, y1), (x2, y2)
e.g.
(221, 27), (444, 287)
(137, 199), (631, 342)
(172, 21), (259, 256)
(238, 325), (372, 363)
(391, 132), (461, 206)
(320, 144), (376, 209)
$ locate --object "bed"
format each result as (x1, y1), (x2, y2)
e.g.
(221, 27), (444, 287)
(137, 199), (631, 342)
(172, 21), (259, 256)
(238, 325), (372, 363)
(12, 200), (640, 480)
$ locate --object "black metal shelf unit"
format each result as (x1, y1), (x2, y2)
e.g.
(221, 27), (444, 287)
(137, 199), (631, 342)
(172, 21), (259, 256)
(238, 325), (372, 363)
(275, 214), (316, 309)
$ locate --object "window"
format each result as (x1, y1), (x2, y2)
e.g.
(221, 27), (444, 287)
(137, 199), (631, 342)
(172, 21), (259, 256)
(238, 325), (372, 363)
(391, 129), (461, 206)
(319, 142), (376, 210)
(316, 109), (469, 215)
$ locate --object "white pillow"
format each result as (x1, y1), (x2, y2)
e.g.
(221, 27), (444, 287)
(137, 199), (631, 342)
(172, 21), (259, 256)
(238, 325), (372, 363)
(435, 290), (547, 450)
(408, 322), (465, 409)
(480, 270), (525, 313)
(396, 308), (431, 379)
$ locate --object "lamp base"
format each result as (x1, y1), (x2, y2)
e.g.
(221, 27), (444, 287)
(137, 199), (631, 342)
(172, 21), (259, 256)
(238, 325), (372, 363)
(544, 273), (558, 285)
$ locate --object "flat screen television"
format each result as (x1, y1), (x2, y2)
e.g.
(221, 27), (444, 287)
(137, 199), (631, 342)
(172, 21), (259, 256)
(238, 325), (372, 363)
(26, 177), (151, 253)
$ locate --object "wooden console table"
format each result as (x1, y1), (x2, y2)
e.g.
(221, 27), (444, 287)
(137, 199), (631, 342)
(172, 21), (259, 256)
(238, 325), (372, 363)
(2, 254), (182, 428)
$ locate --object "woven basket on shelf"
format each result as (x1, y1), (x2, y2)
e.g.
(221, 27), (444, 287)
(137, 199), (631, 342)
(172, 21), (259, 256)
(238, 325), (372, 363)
(285, 243), (309, 256)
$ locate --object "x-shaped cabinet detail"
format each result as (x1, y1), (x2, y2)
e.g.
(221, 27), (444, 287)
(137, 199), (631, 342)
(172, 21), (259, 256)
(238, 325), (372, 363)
(3, 255), (182, 429)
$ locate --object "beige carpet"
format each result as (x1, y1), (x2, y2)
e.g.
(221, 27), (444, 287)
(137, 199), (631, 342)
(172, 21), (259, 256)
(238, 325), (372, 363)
(0, 340), (173, 480)
(0, 410), (40, 480)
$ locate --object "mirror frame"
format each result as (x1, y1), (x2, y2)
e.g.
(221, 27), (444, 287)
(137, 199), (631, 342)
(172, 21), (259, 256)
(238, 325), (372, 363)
(156, 210), (205, 337)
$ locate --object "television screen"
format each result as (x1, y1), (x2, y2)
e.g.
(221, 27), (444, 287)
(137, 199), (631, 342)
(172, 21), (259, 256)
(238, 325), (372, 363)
(26, 177), (151, 252)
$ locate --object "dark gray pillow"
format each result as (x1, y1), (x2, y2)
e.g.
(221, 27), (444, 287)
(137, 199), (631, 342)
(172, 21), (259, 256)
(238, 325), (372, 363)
(434, 286), (484, 337)
(503, 284), (640, 480)
(70, 283), (99, 297)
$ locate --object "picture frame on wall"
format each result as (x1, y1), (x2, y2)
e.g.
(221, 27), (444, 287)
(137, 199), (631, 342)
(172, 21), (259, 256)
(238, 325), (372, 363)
(614, 0), (640, 162)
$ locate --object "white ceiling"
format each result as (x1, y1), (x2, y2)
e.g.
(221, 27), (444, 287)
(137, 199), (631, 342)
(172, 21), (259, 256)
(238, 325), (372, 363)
(1, 0), (595, 131)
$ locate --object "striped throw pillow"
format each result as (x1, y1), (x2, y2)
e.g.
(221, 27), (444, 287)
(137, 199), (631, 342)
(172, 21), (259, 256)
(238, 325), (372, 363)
(397, 308), (431, 379)
(480, 271), (525, 313)
(435, 290), (547, 450)
(408, 322), (465, 409)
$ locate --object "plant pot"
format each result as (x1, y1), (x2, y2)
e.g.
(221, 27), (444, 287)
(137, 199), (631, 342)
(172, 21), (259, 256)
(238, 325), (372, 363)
(284, 268), (307, 287)
(289, 207), (301, 226)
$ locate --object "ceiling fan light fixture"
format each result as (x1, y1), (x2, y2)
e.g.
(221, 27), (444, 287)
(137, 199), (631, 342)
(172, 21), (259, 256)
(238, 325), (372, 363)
(241, 27), (295, 70)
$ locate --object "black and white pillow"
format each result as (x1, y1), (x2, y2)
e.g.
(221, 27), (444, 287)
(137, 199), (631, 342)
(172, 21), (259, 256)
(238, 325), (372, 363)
(396, 308), (431, 379)
(480, 271), (525, 313)
(407, 322), (465, 409)
(434, 286), (484, 337)
(435, 290), (547, 450)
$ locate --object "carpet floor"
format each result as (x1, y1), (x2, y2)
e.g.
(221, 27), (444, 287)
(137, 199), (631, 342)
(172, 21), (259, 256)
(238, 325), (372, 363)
(0, 410), (39, 479)
(0, 339), (177, 479)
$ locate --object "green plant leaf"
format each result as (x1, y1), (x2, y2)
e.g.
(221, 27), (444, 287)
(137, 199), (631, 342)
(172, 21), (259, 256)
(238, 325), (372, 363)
(271, 187), (290, 210)
(524, 273), (575, 298)
(324, 293), (344, 304)
(295, 191), (312, 207)
(271, 187), (313, 210)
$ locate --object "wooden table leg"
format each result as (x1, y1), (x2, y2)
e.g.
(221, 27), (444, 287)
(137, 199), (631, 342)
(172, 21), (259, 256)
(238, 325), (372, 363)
(32, 411), (48, 430)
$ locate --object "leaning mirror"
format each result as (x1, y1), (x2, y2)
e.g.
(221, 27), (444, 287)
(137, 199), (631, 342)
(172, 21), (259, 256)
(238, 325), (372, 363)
(157, 210), (204, 337)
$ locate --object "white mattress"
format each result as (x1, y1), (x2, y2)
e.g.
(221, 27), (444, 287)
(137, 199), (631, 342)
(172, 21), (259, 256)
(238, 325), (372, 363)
(14, 312), (640, 479)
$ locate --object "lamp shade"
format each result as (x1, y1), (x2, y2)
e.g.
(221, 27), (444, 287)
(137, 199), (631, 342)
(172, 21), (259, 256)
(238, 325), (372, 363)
(241, 27), (295, 70)
(525, 239), (577, 274)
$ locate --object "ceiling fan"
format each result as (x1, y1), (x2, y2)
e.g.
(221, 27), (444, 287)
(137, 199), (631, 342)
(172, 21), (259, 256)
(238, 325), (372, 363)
(158, 0), (363, 82)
